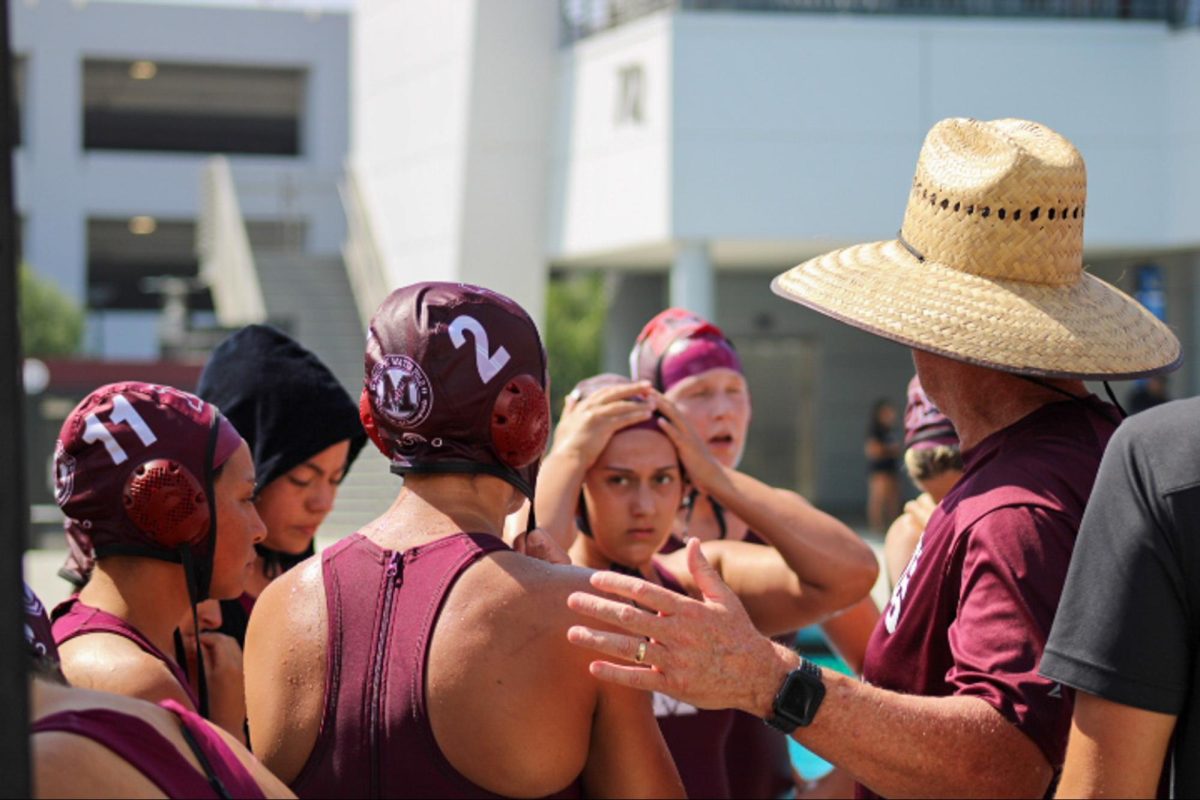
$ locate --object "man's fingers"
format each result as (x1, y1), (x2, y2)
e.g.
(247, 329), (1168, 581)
(585, 570), (686, 615)
(588, 661), (668, 692)
(566, 625), (657, 664)
(686, 538), (737, 605)
(568, 591), (670, 640)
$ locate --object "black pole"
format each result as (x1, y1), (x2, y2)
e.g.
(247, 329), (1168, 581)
(0, 0), (31, 795)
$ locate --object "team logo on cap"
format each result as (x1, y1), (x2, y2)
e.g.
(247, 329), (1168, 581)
(53, 440), (76, 507)
(370, 355), (433, 429)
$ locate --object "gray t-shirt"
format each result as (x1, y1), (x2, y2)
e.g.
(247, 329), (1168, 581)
(1040, 397), (1200, 798)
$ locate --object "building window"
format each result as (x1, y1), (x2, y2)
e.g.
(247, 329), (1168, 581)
(87, 218), (211, 311)
(86, 217), (306, 311)
(82, 59), (306, 156)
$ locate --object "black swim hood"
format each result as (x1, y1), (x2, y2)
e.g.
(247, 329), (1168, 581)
(197, 325), (367, 496)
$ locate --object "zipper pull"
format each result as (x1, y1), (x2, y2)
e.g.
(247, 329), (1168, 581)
(385, 550), (404, 586)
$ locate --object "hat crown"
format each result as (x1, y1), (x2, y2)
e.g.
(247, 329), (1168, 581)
(901, 118), (1087, 286)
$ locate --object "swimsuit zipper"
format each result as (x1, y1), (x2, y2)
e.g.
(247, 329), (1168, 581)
(369, 550), (403, 798)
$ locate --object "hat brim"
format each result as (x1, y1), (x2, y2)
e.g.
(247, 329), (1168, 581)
(771, 239), (1182, 381)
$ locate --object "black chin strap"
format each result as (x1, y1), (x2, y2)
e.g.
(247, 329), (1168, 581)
(1017, 375), (1127, 423)
(179, 546), (209, 720)
(681, 489), (728, 540)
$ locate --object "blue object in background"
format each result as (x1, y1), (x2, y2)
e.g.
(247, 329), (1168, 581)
(1135, 264), (1166, 322)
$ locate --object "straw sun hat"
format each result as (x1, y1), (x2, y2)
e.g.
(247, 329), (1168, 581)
(771, 118), (1181, 380)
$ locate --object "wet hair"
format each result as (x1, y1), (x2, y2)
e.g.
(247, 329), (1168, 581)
(904, 444), (963, 483)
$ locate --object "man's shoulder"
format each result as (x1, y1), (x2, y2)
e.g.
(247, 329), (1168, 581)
(1112, 398), (1200, 497)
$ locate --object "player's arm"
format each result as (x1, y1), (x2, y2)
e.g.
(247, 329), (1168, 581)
(653, 395), (878, 616)
(817, 597), (878, 675)
(580, 678), (685, 799)
(208, 722), (298, 799)
(1056, 692), (1175, 798)
(662, 539), (870, 637)
(244, 560), (327, 784)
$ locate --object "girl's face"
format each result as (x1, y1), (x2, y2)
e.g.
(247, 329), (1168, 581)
(254, 440), (351, 556)
(665, 367), (751, 469)
(209, 442), (267, 599)
(177, 598), (223, 650)
(581, 429), (683, 570)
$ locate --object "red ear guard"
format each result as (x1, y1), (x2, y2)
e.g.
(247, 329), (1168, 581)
(491, 374), (550, 469)
(122, 459), (210, 548)
(360, 387), (392, 458)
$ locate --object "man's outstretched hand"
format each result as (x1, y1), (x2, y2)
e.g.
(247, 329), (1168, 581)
(566, 538), (797, 718)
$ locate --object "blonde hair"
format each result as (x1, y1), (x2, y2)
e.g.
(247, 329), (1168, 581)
(904, 444), (963, 483)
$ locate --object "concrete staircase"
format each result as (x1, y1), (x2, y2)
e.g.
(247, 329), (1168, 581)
(251, 251), (397, 538)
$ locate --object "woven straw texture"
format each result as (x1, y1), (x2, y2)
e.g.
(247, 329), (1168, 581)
(772, 118), (1181, 380)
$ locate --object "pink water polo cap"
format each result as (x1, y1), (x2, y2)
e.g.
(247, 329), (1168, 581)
(903, 374), (959, 451)
(630, 308), (741, 392)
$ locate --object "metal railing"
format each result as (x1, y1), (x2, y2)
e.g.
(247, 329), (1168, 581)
(339, 163), (391, 328)
(562, 0), (1193, 41)
(196, 156), (268, 327)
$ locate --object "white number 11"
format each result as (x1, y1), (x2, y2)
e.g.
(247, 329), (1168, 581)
(81, 395), (158, 465)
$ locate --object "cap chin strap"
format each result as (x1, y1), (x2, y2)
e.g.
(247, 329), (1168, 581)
(1016, 375), (1127, 423)
(391, 460), (535, 502)
(179, 545), (209, 720)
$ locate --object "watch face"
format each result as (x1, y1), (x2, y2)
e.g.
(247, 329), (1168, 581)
(777, 662), (826, 727)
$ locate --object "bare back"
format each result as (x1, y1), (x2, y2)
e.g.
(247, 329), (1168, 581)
(246, 531), (681, 799)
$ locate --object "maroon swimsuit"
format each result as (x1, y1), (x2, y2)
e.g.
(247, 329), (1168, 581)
(660, 527), (795, 798)
(652, 561), (737, 799)
(51, 597), (200, 710)
(291, 532), (583, 799)
(32, 699), (264, 799)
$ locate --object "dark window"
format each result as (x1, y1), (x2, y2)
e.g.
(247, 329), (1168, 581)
(82, 60), (305, 155)
(86, 217), (305, 311)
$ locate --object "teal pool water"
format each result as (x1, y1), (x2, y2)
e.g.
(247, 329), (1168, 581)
(787, 644), (853, 780)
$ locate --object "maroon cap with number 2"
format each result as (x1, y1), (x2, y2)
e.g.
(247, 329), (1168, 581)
(361, 282), (550, 499)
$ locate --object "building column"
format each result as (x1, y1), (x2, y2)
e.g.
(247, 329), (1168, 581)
(670, 240), (714, 320)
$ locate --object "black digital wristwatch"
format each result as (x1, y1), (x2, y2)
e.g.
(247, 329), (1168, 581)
(764, 657), (826, 734)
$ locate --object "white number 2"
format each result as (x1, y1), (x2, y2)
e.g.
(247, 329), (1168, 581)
(81, 395), (158, 465)
(449, 315), (511, 384)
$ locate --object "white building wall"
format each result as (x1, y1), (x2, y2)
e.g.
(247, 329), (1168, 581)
(11, 0), (349, 356)
(551, 10), (1198, 261)
(352, 0), (557, 324)
(456, 0), (558, 325)
(547, 12), (673, 262)
(351, 0), (476, 288)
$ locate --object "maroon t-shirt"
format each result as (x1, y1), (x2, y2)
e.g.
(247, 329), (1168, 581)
(859, 398), (1117, 799)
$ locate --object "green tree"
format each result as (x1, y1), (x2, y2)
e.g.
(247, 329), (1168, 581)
(544, 271), (607, 422)
(19, 264), (84, 357)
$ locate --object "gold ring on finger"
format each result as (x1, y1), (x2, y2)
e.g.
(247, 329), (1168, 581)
(634, 640), (648, 664)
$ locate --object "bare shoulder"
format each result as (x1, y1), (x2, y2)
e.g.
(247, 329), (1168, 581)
(250, 554), (326, 643)
(244, 553), (327, 784)
(484, 550), (598, 607)
(58, 634), (195, 709)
